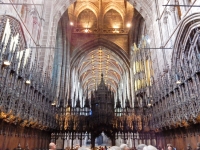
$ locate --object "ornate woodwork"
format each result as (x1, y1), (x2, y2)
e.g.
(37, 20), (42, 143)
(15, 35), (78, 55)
(150, 26), (200, 131)
(0, 15), (57, 131)
(0, 120), (51, 150)
(149, 20), (200, 149)
(51, 74), (154, 149)
(0, 15), (56, 149)
(2, 5), (200, 150)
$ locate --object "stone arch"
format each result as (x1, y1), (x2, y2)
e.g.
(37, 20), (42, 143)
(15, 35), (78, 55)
(76, 9), (97, 28)
(172, 13), (200, 67)
(103, 2), (125, 22)
(0, 15), (27, 50)
(70, 38), (130, 93)
(103, 11), (123, 28)
(70, 38), (130, 71)
(74, 2), (98, 19)
(46, 0), (152, 48)
(53, 0), (151, 22)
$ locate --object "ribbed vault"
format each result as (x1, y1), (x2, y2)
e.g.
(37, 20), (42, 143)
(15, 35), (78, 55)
(71, 38), (129, 95)
(54, 0), (146, 100)
(52, 0), (152, 22)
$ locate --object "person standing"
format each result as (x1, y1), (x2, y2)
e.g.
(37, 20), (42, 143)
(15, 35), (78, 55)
(136, 144), (146, 150)
(49, 142), (56, 150)
(120, 144), (129, 150)
(105, 146), (108, 150)
(167, 144), (175, 150)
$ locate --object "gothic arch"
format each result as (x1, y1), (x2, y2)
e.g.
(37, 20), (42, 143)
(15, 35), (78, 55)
(70, 38), (130, 71)
(74, 2), (99, 19)
(102, 2), (125, 22)
(0, 15), (27, 50)
(76, 9), (97, 28)
(46, 0), (152, 49)
(70, 38), (130, 93)
(53, 0), (151, 21)
(172, 13), (200, 67)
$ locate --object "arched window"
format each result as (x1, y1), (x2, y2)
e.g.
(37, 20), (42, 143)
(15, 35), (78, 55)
(103, 9), (123, 29)
(77, 9), (97, 28)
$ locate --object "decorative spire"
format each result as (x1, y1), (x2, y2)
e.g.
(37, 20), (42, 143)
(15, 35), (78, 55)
(4, 33), (12, 54)
(82, 96), (83, 108)
(60, 97), (64, 108)
(116, 87), (121, 108)
(67, 97), (72, 108)
(98, 73), (107, 90)
(10, 42), (19, 71)
(0, 34), (7, 63)
(91, 90), (94, 99)
(18, 50), (26, 77)
(112, 91), (115, 104)
(3, 34), (13, 66)
(0, 16), (6, 36)
(122, 92), (124, 108)
(24, 49), (32, 73)
(125, 86), (130, 108)
(67, 84), (72, 108)
(100, 73), (104, 84)
(86, 83), (88, 98)
(73, 89), (76, 107)
(64, 84), (68, 107)
(76, 92), (80, 108)
(84, 84), (90, 108)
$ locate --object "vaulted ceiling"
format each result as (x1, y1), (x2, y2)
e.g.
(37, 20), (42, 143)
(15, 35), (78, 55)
(57, 0), (146, 94)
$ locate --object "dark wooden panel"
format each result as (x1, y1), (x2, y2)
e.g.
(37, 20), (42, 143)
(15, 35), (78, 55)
(156, 125), (200, 150)
(0, 122), (51, 150)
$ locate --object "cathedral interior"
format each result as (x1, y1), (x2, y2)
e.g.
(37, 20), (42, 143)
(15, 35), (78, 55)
(0, 0), (200, 150)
